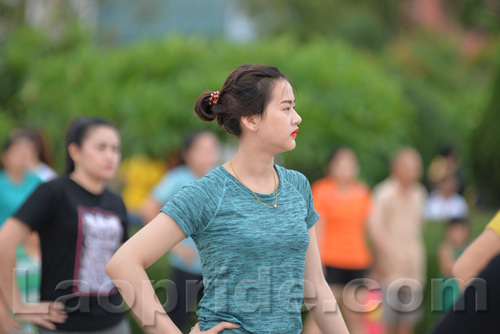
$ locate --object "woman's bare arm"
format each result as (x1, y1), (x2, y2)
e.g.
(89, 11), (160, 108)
(438, 244), (455, 277)
(0, 218), (66, 329)
(303, 226), (349, 334)
(106, 212), (238, 334)
(107, 213), (186, 333)
(453, 228), (500, 290)
(139, 196), (162, 225)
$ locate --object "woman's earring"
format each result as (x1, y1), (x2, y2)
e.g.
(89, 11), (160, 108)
(253, 126), (257, 130)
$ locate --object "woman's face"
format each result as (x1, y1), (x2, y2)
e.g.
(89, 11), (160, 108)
(184, 132), (220, 177)
(1, 138), (37, 173)
(254, 79), (302, 154)
(328, 149), (359, 183)
(71, 126), (121, 181)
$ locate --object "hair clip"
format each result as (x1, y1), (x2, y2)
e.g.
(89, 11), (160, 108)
(208, 91), (220, 106)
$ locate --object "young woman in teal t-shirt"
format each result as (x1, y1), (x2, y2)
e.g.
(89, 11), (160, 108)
(107, 65), (349, 334)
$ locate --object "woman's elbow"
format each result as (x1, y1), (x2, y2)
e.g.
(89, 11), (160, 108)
(106, 251), (125, 279)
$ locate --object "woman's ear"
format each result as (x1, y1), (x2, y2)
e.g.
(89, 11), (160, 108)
(241, 115), (261, 133)
(68, 143), (81, 166)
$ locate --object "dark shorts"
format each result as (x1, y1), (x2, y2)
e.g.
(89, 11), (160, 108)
(324, 266), (369, 286)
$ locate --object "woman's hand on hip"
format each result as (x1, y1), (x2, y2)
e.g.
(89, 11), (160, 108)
(14, 301), (67, 330)
(189, 322), (240, 333)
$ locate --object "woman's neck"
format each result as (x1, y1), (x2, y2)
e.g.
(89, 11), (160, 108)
(6, 168), (24, 183)
(224, 142), (277, 193)
(232, 142), (275, 177)
(69, 169), (105, 195)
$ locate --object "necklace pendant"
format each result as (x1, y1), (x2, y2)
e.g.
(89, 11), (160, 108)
(273, 204), (277, 208)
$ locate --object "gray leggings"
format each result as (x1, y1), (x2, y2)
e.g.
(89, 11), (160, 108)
(37, 318), (131, 334)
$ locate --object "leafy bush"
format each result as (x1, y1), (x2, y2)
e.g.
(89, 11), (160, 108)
(1, 29), (414, 185)
(471, 60), (500, 205)
(382, 31), (493, 180)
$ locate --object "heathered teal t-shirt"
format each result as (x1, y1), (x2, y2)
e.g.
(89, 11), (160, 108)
(161, 164), (319, 333)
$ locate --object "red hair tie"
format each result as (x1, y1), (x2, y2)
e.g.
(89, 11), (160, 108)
(208, 91), (220, 106)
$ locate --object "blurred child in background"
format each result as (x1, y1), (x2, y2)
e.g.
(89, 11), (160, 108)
(437, 217), (469, 311)
(426, 174), (468, 222)
(431, 212), (500, 334)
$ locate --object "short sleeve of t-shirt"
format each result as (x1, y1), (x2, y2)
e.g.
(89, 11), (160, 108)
(486, 210), (500, 237)
(160, 175), (223, 238)
(284, 169), (320, 229)
(14, 181), (56, 231)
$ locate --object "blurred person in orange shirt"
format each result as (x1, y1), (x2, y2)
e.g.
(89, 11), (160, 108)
(304, 146), (372, 334)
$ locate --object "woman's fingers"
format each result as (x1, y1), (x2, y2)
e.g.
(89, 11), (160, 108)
(188, 322), (201, 333)
(48, 302), (68, 322)
(30, 316), (58, 330)
(190, 321), (240, 333)
(15, 301), (67, 327)
(207, 321), (240, 333)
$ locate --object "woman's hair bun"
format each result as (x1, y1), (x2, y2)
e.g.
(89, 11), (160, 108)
(194, 91), (218, 122)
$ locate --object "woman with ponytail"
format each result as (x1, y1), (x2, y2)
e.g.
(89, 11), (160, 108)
(0, 117), (130, 333)
(107, 65), (349, 334)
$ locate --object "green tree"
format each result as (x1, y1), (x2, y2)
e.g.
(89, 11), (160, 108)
(471, 58), (500, 205)
(244, 0), (402, 50)
(1, 28), (414, 185)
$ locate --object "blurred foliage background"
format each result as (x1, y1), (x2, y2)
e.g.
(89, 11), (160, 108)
(1, 19), (498, 188)
(1, 0), (500, 332)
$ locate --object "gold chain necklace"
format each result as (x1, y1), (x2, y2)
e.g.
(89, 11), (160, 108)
(229, 160), (278, 209)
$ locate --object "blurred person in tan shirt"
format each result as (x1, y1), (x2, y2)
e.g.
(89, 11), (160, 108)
(368, 148), (427, 334)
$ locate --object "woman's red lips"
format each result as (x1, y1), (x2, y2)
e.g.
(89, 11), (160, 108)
(291, 128), (299, 138)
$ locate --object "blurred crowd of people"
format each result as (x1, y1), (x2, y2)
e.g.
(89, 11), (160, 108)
(1, 119), (499, 334)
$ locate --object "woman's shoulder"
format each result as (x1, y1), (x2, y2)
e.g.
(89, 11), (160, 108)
(353, 180), (371, 194)
(19, 176), (66, 201)
(38, 176), (65, 190)
(24, 171), (42, 184)
(166, 165), (194, 179)
(197, 166), (229, 187)
(103, 187), (125, 203)
(275, 165), (308, 184)
(372, 178), (393, 195)
(275, 165), (313, 199)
